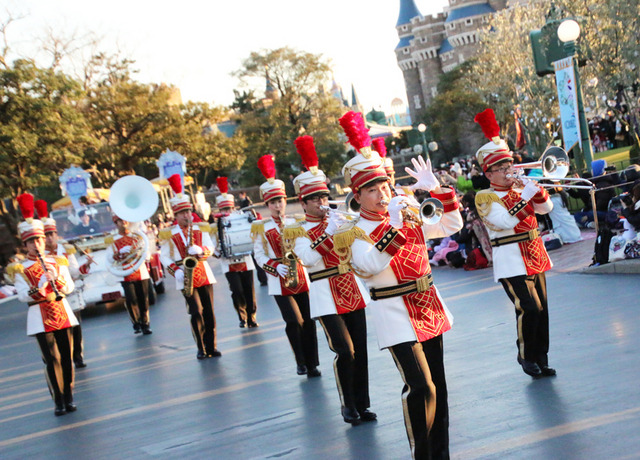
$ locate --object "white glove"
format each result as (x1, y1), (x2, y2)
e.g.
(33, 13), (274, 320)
(325, 210), (347, 236)
(388, 195), (409, 229)
(276, 264), (289, 278)
(38, 275), (49, 289)
(213, 248), (221, 258)
(175, 269), (185, 284)
(520, 180), (540, 201)
(405, 156), (439, 192)
(188, 245), (204, 256)
(119, 245), (132, 255)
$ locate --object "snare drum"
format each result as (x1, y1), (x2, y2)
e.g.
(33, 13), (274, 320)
(66, 290), (86, 312)
(218, 212), (254, 258)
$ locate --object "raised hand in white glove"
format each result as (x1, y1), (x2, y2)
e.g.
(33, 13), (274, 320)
(325, 210), (347, 236)
(119, 245), (132, 255)
(520, 180), (541, 201)
(276, 264), (289, 278)
(188, 245), (204, 256)
(405, 156), (439, 192)
(175, 269), (185, 284)
(388, 195), (409, 229)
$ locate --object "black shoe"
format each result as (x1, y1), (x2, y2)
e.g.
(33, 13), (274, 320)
(197, 351), (207, 360)
(517, 356), (542, 377)
(260, 282), (268, 286)
(296, 364), (308, 375)
(54, 404), (66, 416)
(247, 321), (259, 328)
(208, 349), (222, 358)
(539, 365), (557, 377)
(65, 402), (77, 412)
(307, 367), (322, 378)
(341, 407), (361, 425)
(133, 323), (142, 334)
(74, 360), (87, 369)
(358, 409), (377, 422)
(142, 325), (153, 335)
(239, 320), (246, 328)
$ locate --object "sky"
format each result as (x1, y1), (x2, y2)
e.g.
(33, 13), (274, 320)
(4, 0), (449, 115)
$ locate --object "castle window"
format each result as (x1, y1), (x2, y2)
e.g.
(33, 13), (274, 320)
(421, 36), (428, 43)
(466, 18), (473, 26)
(401, 25), (408, 31)
(403, 48), (410, 54)
(448, 23), (455, 30)
(413, 94), (422, 110)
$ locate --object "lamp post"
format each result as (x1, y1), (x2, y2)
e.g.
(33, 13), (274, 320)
(418, 123), (428, 161)
(557, 19), (593, 171)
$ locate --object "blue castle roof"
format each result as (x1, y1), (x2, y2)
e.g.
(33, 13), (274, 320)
(438, 38), (453, 55)
(396, 0), (422, 27)
(395, 35), (414, 50)
(445, 3), (495, 23)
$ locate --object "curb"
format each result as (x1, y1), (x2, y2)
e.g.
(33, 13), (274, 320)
(579, 259), (640, 274)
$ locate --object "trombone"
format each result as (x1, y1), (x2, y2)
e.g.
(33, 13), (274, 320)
(507, 147), (594, 190)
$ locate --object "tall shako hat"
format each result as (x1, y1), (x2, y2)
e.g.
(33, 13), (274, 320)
(372, 137), (394, 176)
(292, 135), (329, 199)
(215, 177), (235, 209)
(474, 108), (512, 172)
(168, 174), (193, 213)
(339, 111), (387, 192)
(258, 155), (286, 202)
(17, 193), (45, 242)
(35, 199), (57, 234)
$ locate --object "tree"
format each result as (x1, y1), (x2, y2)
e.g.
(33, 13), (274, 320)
(232, 48), (348, 185)
(0, 59), (96, 243)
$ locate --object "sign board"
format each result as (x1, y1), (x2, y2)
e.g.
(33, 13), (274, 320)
(59, 167), (93, 211)
(554, 57), (581, 152)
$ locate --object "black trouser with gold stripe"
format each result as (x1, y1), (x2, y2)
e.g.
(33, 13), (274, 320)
(225, 271), (257, 323)
(318, 309), (370, 412)
(122, 280), (150, 328)
(500, 273), (550, 366)
(36, 328), (74, 407)
(274, 293), (318, 369)
(72, 311), (83, 363)
(389, 336), (449, 460)
(185, 284), (217, 355)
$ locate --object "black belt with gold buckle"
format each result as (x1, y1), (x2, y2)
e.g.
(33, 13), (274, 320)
(369, 274), (434, 301)
(309, 265), (351, 282)
(490, 229), (539, 247)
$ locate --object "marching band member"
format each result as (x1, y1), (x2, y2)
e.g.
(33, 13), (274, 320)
(251, 155), (320, 377)
(335, 111), (462, 459)
(214, 177), (259, 328)
(159, 174), (220, 360)
(285, 135), (374, 424)
(37, 200), (89, 367)
(372, 137), (396, 187)
(10, 193), (78, 416)
(473, 109), (555, 378)
(106, 215), (152, 335)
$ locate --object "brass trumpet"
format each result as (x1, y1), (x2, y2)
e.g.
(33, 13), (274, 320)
(380, 198), (444, 225)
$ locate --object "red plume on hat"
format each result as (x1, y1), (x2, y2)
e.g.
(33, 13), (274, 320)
(216, 177), (229, 194)
(257, 155), (276, 183)
(167, 174), (183, 195)
(371, 138), (387, 158)
(34, 199), (49, 219)
(474, 108), (501, 143)
(17, 193), (35, 221)
(294, 135), (319, 174)
(339, 111), (372, 156)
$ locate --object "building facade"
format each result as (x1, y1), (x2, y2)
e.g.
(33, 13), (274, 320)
(395, 0), (508, 122)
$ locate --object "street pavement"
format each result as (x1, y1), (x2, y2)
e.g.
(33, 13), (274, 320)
(0, 229), (639, 459)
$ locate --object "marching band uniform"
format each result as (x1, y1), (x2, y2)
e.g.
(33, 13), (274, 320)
(286, 135), (374, 424)
(251, 155), (320, 377)
(11, 194), (78, 416)
(106, 215), (152, 335)
(473, 109), (555, 378)
(214, 177), (258, 328)
(37, 199), (89, 367)
(372, 137), (396, 186)
(336, 111), (462, 459)
(160, 174), (220, 359)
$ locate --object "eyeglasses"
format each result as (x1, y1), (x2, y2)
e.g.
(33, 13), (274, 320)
(307, 195), (329, 203)
(490, 166), (513, 174)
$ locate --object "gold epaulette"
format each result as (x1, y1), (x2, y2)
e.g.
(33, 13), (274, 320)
(293, 214), (306, 223)
(283, 222), (308, 241)
(197, 222), (211, 233)
(53, 255), (69, 266)
(209, 223), (218, 235)
(104, 235), (115, 245)
(475, 189), (504, 218)
(63, 244), (76, 255)
(158, 229), (172, 241)
(4, 262), (23, 284)
(250, 220), (267, 239)
(333, 220), (372, 251)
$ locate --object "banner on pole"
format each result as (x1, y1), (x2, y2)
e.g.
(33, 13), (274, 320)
(554, 57), (581, 152)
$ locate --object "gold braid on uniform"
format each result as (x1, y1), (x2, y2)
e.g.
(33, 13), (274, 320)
(475, 190), (506, 232)
(250, 220), (269, 254)
(5, 262), (24, 284)
(63, 244), (76, 255)
(53, 256), (69, 266)
(333, 225), (374, 279)
(210, 223), (219, 248)
(157, 228), (174, 258)
(283, 223), (316, 267)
